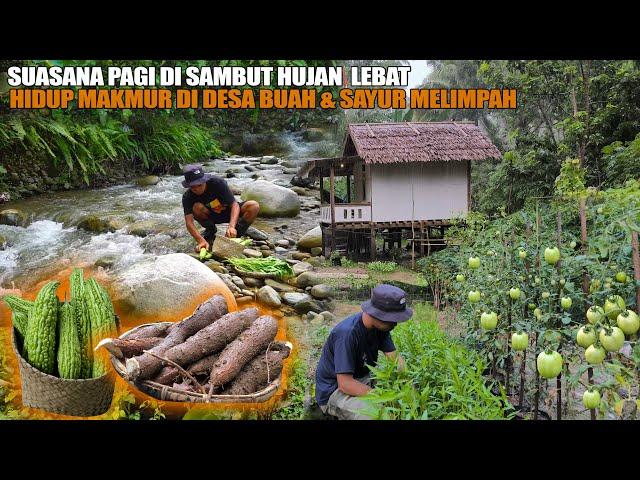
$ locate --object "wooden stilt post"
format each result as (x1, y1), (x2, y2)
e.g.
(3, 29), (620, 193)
(419, 221), (425, 256)
(370, 223), (376, 261)
(330, 164), (336, 255)
(346, 174), (351, 203)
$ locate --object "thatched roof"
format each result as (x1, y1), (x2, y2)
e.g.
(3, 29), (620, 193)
(343, 121), (501, 164)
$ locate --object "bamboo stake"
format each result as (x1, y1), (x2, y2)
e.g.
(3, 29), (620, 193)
(533, 200), (541, 420)
(579, 197), (596, 421)
(632, 231), (640, 316)
(556, 209), (563, 421)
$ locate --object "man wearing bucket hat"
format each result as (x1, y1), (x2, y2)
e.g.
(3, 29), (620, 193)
(181, 164), (260, 252)
(315, 284), (411, 420)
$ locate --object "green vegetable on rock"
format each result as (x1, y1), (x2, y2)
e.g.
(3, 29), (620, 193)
(25, 281), (60, 375)
(227, 257), (294, 278)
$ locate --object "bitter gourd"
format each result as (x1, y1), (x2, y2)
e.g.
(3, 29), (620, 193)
(3, 295), (34, 340)
(57, 302), (81, 379)
(24, 281), (59, 374)
(70, 268), (93, 378)
(3, 295), (34, 316)
(85, 279), (117, 378)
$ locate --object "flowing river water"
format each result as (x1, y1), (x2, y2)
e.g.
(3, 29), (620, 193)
(0, 131), (323, 292)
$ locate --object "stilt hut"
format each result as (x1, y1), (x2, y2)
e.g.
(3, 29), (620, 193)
(300, 121), (502, 260)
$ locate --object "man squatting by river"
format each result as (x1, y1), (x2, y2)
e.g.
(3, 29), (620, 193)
(181, 165), (260, 251)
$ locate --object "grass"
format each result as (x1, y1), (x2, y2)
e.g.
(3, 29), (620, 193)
(367, 261), (398, 273)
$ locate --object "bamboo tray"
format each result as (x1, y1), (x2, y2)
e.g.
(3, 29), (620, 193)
(109, 321), (292, 404)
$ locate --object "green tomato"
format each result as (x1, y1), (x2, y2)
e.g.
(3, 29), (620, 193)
(509, 287), (521, 300)
(511, 332), (529, 351)
(597, 207), (604, 214)
(615, 271), (627, 283)
(570, 241), (577, 249)
(604, 295), (626, 321)
(542, 291), (550, 299)
(599, 327), (625, 352)
(604, 282), (612, 289)
(544, 247), (560, 265)
(561, 297), (572, 310)
(456, 274), (465, 282)
(585, 344), (606, 364)
(559, 278), (566, 286)
(537, 350), (563, 379)
(518, 249), (527, 259)
(586, 305), (605, 325)
(528, 303), (536, 311)
(533, 308), (542, 320)
(480, 311), (498, 330)
(534, 276), (541, 285)
(468, 290), (481, 303)
(617, 310), (640, 336)
(468, 257), (480, 269)
(550, 279), (557, 286)
(576, 326), (596, 348)
(589, 279), (601, 293)
(583, 389), (601, 410)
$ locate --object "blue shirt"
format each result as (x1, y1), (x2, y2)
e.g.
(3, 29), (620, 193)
(315, 312), (396, 406)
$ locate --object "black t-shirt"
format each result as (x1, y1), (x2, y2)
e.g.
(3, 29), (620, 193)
(182, 177), (237, 223)
(315, 312), (396, 406)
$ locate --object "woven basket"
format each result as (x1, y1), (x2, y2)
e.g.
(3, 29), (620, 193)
(12, 330), (115, 417)
(110, 322), (292, 403)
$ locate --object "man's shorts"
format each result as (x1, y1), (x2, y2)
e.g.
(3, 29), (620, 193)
(198, 201), (245, 242)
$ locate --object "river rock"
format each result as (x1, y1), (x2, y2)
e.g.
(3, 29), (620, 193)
(293, 262), (313, 275)
(207, 264), (228, 274)
(244, 166), (256, 172)
(294, 298), (323, 314)
(320, 311), (337, 323)
(211, 235), (247, 260)
(291, 186), (308, 196)
(257, 286), (281, 308)
(265, 278), (297, 292)
(0, 209), (27, 227)
(283, 168), (298, 175)
(259, 245), (271, 251)
(246, 226), (269, 241)
(136, 175), (160, 187)
(260, 155), (279, 165)
(292, 251), (311, 261)
(311, 284), (333, 299)
(280, 161), (296, 169)
(285, 258), (300, 265)
(231, 276), (246, 289)
(111, 253), (235, 318)
(236, 296), (253, 305)
(126, 220), (167, 237)
(282, 292), (311, 306)
(295, 271), (323, 289)
(297, 226), (322, 249)
(291, 175), (315, 189)
(276, 239), (290, 248)
(261, 250), (272, 257)
(77, 215), (119, 233)
(243, 277), (264, 288)
(94, 256), (118, 269)
(0, 234), (6, 249)
(241, 180), (300, 217)
(310, 247), (323, 256)
(243, 248), (263, 258)
(275, 247), (288, 254)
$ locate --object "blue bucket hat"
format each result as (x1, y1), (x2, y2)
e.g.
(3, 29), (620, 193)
(182, 164), (212, 188)
(361, 284), (413, 323)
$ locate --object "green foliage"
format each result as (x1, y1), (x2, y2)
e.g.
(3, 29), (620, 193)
(272, 357), (309, 420)
(367, 261), (398, 273)
(602, 133), (640, 187)
(361, 303), (509, 419)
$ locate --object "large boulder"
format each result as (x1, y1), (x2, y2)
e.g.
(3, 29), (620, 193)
(77, 215), (125, 233)
(297, 226), (322, 249)
(241, 180), (300, 217)
(311, 284), (333, 299)
(293, 261), (313, 276)
(111, 253), (236, 320)
(291, 175), (315, 189)
(0, 209), (28, 227)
